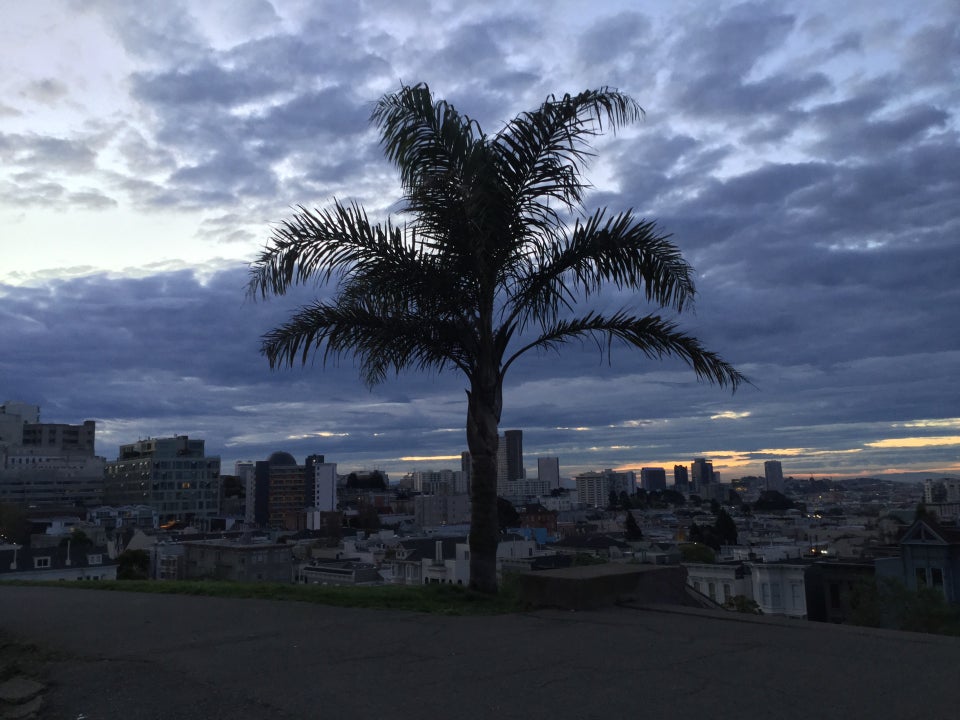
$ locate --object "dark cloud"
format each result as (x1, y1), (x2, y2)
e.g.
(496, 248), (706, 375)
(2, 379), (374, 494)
(3, 1), (958, 478)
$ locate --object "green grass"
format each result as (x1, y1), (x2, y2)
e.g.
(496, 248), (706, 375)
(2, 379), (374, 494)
(2, 578), (526, 616)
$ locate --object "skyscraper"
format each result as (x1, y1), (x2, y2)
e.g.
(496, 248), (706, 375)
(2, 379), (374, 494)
(673, 465), (689, 491)
(691, 458), (714, 493)
(504, 430), (524, 481)
(640, 467), (667, 491)
(764, 460), (785, 494)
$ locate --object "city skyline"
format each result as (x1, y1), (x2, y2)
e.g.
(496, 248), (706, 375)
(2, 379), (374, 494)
(2, 1), (958, 480)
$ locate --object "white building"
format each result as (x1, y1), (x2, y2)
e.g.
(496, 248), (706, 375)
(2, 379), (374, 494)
(575, 469), (636, 507)
(314, 462), (338, 512)
(685, 560), (808, 617)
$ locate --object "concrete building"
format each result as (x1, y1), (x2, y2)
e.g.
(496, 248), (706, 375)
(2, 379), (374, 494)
(764, 460), (785, 494)
(409, 469), (466, 495)
(104, 436), (220, 523)
(537, 457), (560, 490)
(414, 494), (471, 527)
(673, 465), (689, 491)
(251, 452), (310, 531)
(0, 401), (105, 507)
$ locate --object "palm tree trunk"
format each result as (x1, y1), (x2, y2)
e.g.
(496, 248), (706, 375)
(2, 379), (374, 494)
(466, 372), (501, 594)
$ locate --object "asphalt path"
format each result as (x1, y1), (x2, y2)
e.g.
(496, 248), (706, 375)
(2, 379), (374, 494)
(1, 585), (959, 720)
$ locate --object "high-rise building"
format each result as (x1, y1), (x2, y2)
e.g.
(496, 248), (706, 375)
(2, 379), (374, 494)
(537, 457), (560, 490)
(640, 467), (667, 491)
(574, 469), (636, 507)
(764, 460), (785, 494)
(0, 401), (104, 507)
(104, 436), (220, 521)
(503, 430), (524, 481)
(691, 458), (714, 492)
(673, 465), (689, 490)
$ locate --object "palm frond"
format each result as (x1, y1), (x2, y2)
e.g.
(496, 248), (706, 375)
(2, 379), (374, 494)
(248, 201), (400, 298)
(494, 88), (644, 238)
(261, 298), (474, 386)
(502, 311), (746, 390)
(502, 209), (696, 336)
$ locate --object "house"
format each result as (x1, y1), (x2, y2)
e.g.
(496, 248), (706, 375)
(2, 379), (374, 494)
(875, 517), (960, 604)
(182, 539), (293, 582)
(390, 537), (468, 586)
(685, 558), (809, 617)
(389, 534), (542, 586)
(296, 558), (381, 585)
(0, 542), (118, 581)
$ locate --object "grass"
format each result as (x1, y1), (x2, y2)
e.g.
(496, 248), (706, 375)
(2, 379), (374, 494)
(1, 577), (526, 616)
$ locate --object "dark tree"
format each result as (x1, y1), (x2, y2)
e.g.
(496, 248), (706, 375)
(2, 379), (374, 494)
(714, 508), (738, 546)
(497, 497), (520, 531)
(608, 489), (620, 510)
(753, 491), (795, 513)
(624, 511), (643, 540)
(250, 84), (744, 592)
(0, 504), (30, 545)
(117, 549), (151, 580)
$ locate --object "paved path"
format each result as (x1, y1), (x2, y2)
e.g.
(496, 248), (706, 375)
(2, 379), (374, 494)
(1, 585), (959, 720)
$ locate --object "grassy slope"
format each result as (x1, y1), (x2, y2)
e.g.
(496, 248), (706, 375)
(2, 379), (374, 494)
(1, 578), (524, 616)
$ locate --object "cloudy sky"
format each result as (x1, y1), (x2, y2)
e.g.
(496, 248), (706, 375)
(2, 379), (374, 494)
(2, 0), (958, 482)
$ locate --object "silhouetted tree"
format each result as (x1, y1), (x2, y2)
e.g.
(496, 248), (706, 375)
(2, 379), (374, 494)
(117, 549), (150, 580)
(624, 511), (643, 540)
(250, 84), (744, 592)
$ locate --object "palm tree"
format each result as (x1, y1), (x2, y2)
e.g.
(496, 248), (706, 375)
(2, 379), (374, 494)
(249, 83), (745, 593)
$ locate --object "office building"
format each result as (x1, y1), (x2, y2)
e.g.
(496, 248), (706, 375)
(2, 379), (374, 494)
(640, 467), (667, 491)
(691, 458), (714, 492)
(0, 401), (104, 507)
(673, 465), (689, 491)
(104, 436), (220, 522)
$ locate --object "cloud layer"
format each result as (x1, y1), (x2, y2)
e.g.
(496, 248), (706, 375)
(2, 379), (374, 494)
(1, 1), (958, 480)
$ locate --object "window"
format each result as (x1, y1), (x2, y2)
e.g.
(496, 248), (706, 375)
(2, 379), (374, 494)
(708, 582), (716, 600)
(761, 583), (770, 605)
(693, 581), (701, 593)
(723, 583), (732, 602)
(791, 583), (801, 608)
(87, 554), (102, 565)
(931, 568), (944, 588)
(34, 557), (51, 569)
(916, 567), (928, 588)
